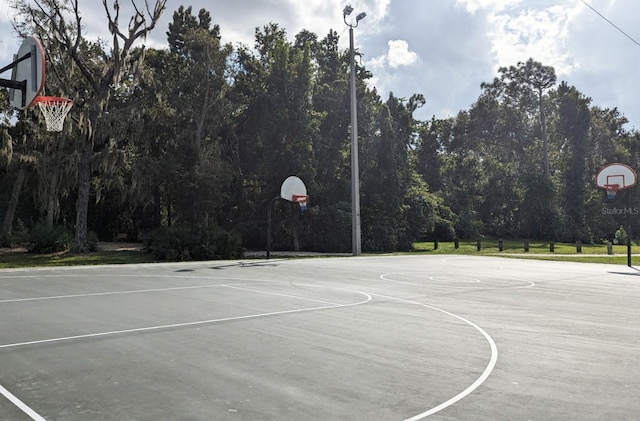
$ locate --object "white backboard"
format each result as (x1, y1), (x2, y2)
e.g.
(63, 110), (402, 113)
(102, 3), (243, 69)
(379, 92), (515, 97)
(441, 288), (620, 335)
(280, 176), (307, 201)
(596, 163), (637, 190)
(9, 37), (46, 110)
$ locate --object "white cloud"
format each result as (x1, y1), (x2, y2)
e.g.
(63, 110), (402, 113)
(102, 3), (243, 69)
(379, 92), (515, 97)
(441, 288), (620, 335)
(350, 0), (391, 22)
(2, 0), (640, 130)
(454, 0), (523, 15)
(451, 0), (640, 129)
(370, 39), (419, 69)
(487, 4), (581, 75)
(386, 40), (419, 68)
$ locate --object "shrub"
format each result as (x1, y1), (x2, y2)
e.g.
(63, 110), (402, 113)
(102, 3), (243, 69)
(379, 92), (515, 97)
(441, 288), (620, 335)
(303, 202), (351, 253)
(12, 218), (30, 245)
(146, 225), (242, 261)
(87, 231), (99, 252)
(614, 225), (628, 245)
(27, 224), (73, 254)
(0, 218), (30, 247)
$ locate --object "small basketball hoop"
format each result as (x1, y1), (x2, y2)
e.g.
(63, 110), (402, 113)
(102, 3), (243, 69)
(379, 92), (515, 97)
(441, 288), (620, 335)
(604, 184), (619, 200)
(292, 194), (309, 213)
(34, 96), (73, 132)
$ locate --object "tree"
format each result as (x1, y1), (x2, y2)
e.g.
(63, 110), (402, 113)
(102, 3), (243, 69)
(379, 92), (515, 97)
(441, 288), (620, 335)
(415, 117), (449, 193)
(166, 8), (236, 229)
(552, 82), (591, 240)
(12, 0), (166, 251)
(482, 58), (556, 177)
(167, 5), (219, 56)
(233, 24), (318, 249)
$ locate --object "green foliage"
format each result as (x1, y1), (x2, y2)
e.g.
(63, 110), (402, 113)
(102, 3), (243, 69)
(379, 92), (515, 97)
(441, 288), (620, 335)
(304, 202), (351, 253)
(5, 3), (640, 257)
(614, 225), (628, 245)
(146, 225), (242, 261)
(27, 224), (73, 254)
(87, 231), (99, 252)
(12, 219), (30, 245)
(0, 218), (29, 247)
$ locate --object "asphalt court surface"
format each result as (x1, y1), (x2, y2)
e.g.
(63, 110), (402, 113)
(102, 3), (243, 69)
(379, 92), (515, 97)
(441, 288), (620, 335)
(1, 255), (640, 420)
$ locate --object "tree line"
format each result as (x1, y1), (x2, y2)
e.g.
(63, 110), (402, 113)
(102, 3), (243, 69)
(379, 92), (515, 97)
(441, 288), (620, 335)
(1, 1), (638, 255)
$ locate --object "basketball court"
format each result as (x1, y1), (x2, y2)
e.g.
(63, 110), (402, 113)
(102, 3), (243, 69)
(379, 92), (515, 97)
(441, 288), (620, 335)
(1, 255), (639, 420)
(1, 35), (640, 421)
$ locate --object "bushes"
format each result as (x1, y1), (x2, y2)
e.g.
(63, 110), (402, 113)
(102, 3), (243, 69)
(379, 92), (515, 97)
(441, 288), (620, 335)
(146, 226), (242, 261)
(27, 224), (73, 253)
(0, 218), (29, 247)
(614, 225), (628, 245)
(303, 202), (351, 253)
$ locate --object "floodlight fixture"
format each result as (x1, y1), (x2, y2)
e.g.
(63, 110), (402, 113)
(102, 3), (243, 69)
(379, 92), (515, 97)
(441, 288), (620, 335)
(356, 12), (366, 22)
(343, 5), (353, 16)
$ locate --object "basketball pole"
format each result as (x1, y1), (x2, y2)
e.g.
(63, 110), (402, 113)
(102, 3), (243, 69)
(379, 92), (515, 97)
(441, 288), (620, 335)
(627, 189), (632, 267)
(266, 196), (279, 260)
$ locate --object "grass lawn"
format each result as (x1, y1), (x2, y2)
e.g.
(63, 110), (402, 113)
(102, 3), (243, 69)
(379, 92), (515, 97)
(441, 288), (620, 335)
(412, 239), (639, 265)
(0, 247), (158, 269)
(1, 239), (639, 269)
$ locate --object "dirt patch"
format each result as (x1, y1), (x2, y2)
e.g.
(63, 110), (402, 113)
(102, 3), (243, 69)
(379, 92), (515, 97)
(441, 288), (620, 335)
(0, 242), (144, 256)
(97, 242), (144, 251)
(0, 246), (28, 256)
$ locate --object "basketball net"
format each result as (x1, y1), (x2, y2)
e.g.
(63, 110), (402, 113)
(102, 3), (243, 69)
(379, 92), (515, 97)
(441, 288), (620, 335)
(604, 184), (619, 200)
(34, 96), (73, 132)
(292, 195), (308, 213)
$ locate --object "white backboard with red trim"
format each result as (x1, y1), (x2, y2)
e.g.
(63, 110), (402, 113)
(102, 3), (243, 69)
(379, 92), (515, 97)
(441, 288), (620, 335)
(280, 176), (307, 202)
(596, 163), (637, 190)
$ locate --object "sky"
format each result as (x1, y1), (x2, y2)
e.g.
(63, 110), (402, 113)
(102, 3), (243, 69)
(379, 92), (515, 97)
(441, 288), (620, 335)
(1, 0), (640, 129)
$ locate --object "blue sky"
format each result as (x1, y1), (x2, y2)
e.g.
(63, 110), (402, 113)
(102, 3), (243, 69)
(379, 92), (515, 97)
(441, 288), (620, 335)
(2, 0), (639, 129)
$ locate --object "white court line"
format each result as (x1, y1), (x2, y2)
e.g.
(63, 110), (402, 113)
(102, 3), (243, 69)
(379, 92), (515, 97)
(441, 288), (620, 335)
(2, 271), (494, 419)
(380, 272), (535, 289)
(0, 284), (227, 303)
(369, 292), (498, 421)
(222, 284), (341, 306)
(0, 282), (370, 420)
(0, 281), (292, 304)
(0, 291), (372, 350)
(0, 384), (47, 421)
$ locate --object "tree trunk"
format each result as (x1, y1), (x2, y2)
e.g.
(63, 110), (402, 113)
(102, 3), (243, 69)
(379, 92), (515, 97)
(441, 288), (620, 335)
(74, 133), (93, 252)
(153, 185), (162, 227)
(1, 166), (26, 246)
(539, 89), (549, 178)
(45, 173), (58, 227)
(292, 226), (300, 251)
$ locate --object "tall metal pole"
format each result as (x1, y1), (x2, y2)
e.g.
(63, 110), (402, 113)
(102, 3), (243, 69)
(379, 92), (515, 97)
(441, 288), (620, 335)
(266, 196), (279, 260)
(348, 26), (362, 256)
(627, 189), (632, 267)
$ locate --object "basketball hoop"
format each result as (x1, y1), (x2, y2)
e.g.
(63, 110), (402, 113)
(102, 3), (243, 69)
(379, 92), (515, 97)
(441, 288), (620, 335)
(604, 184), (619, 200)
(292, 194), (309, 213)
(34, 96), (73, 132)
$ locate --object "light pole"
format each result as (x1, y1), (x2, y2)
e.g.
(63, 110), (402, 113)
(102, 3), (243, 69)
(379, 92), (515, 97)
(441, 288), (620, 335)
(343, 5), (366, 256)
